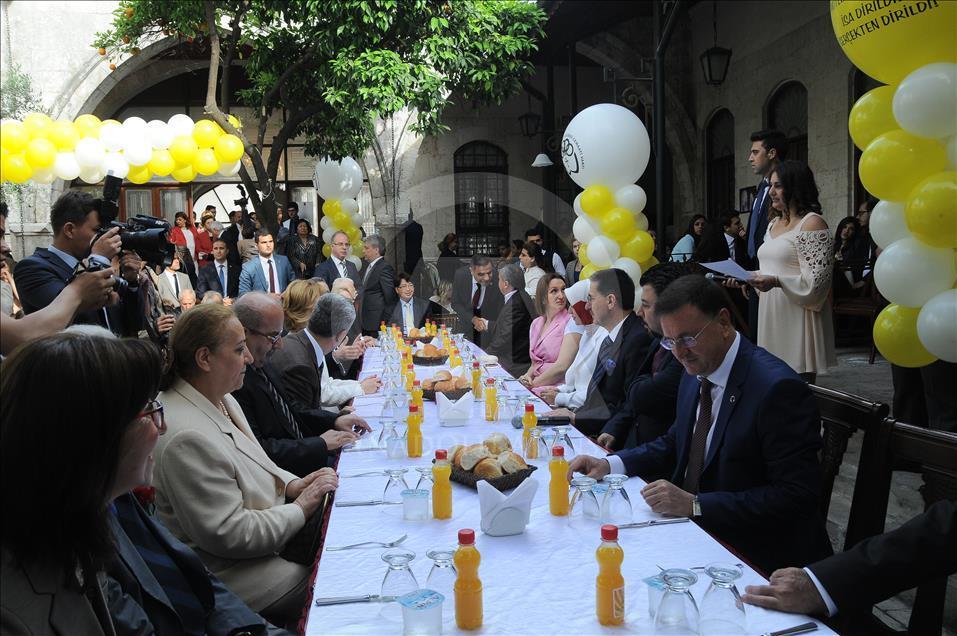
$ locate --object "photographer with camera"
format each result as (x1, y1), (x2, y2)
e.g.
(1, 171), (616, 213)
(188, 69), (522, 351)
(14, 190), (145, 336)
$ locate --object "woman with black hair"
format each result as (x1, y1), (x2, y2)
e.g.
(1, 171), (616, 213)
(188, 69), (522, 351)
(670, 214), (706, 262)
(518, 241), (548, 297)
(288, 218), (319, 279)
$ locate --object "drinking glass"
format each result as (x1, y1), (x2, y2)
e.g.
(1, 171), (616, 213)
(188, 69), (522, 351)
(378, 418), (399, 446)
(600, 474), (632, 525)
(383, 468), (410, 503)
(653, 569), (699, 635)
(505, 396), (522, 421)
(524, 427), (544, 461)
(381, 396), (400, 420)
(414, 466), (434, 490)
(568, 476), (600, 520)
(552, 425), (576, 457)
(380, 550), (419, 620)
(425, 548), (457, 622)
(699, 562), (746, 635)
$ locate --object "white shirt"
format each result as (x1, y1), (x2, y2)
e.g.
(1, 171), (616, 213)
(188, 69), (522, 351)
(555, 323), (602, 408)
(164, 270), (181, 294)
(607, 331), (741, 475)
(182, 228), (196, 257)
(303, 329), (327, 372)
(804, 568), (838, 617)
(470, 279), (487, 309)
(214, 260), (229, 293)
(524, 266), (546, 297)
(258, 255), (280, 292)
(400, 298), (416, 333)
(724, 233), (736, 260)
(551, 252), (566, 278)
(502, 289), (517, 305)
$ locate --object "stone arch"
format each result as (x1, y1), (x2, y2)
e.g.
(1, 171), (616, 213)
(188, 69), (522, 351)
(704, 107), (735, 217)
(763, 80), (808, 163)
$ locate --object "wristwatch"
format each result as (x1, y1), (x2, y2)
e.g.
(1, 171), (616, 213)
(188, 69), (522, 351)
(691, 496), (702, 518)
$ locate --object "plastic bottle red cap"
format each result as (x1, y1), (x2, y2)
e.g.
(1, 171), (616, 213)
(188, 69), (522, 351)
(524, 403), (534, 411)
(409, 404), (418, 412)
(458, 528), (475, 545)
(601, 524), (618, 541)
(435, 449), (447, 460)
(473, 361), (480, 368)
(485, 378), (495, 385)
(407, 364), (414, 369)
(413, 380), (421, 386)
(551, 445), (564, 457)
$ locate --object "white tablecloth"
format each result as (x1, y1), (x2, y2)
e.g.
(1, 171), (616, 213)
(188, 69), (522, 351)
(305, 346), (833, 635)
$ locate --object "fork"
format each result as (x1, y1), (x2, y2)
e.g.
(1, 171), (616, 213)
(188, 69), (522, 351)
(339, 470), (386, 478)
(325, 534), (408, 552)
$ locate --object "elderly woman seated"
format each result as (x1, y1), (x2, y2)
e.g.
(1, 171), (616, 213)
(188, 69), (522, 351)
(152, 303), (338, 622)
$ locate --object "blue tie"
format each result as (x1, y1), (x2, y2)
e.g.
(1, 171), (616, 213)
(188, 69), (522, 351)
(218, 264), (226, 294)
(747, 179), (769, 259)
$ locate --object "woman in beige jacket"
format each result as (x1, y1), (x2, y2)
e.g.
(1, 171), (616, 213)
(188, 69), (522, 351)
(153, 303), (337, 621)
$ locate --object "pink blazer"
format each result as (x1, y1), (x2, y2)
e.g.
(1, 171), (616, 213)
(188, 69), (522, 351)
(529, 309), (572, 377)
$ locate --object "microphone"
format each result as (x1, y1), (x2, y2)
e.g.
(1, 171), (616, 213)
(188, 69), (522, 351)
(705, 272), (751, 286)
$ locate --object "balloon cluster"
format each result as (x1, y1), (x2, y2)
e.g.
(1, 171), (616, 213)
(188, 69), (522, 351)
(562, 103), (658, 287)
(314, 157), (364, 262)
(0, 112), (245, 185)
(831, 1), (957, 367)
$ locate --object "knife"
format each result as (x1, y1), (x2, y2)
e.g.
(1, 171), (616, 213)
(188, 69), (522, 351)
(618, 517), (691, 529)
(314, 594), (397, 606)
(761, 622), (818, 636)
(334, 500), (402, 507)
(342, 446), (387, 453)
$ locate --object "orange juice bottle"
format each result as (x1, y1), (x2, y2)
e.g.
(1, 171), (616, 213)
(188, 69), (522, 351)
(470, 362), (483, 398)
(411, 380), (424, 409)
(549, 445), (569, 516)
(522, 403), (538, 459)
(596, 524), (625, 626)
(450, 347), (461, 368)
(379, 321), (387, 337)
(454, 528), (483, 629)
(405, 364), (416, 392)
(406, 404), (422, 457)
(483, 378), (497, 421)
(432, 449), (452, 519)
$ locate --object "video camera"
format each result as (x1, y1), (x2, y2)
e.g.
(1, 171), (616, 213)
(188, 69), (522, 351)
(96, 174), (174, 268)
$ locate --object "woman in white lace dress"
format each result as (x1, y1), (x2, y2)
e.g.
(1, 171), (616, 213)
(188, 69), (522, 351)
(750, 160), (836, 381)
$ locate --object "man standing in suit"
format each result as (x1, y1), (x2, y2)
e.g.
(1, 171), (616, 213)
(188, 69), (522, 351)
(239, 231), (293, 295)
(389, 271), (439, 335)
(197, 239), (240, 301)
(219, 209), (243, 268)
(451, 254), (503, 347)
(231, 293), (360, 475)
(546, 268), (653, 438)
(313, 230), (361, 291)
(358, 234), (397, 337)
(478, 263), (533, 377)
(14, 190), (143, 336)
(155, 255), (193, 313)
(525, 226), (566, 277)
(568, 275), (832, 574)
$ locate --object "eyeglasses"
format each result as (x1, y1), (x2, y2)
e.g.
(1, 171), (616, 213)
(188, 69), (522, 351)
(660, 315), (717, 351)
(140, 399), (166, 434)
(397, 283), (414, 290)
(248, 327), (288, 345)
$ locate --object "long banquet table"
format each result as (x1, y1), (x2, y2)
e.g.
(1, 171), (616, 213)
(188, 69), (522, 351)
(303, 343), (834, 635)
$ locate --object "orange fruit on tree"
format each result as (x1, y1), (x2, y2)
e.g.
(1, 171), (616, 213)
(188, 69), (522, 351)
(125, 7), (134, 17)
(98, 47), (106, 56)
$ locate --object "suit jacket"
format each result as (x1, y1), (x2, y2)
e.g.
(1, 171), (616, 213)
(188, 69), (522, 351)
(14, 247), (143, 336)
(358, 258), (398, 333)
(238, 255), (294, 295)
(483, 291), (534, 378)
(218, 224), (241, 268)
(196, 261), (240, 299)
(574, 313), (653, 437)
(809, 499), (956, 614)
(232, 363), (332, 477)
(268, 331), (340, 431)
(745, 178), (772, 268)
(313, 257), (361, 292)
(106, 493), (283, 636)
(388, 297), (440, 332)
(602, 336), (684, 450)
(155, 270), (193, 309)
(450, 265), (503, 347)
(153, 380), (308, 611)
(402, 220), (424, 275)
(615, 336), (832, 573)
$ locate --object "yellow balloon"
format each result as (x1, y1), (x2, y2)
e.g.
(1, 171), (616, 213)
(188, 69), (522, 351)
(213, 134), (244, 163)
(321, 243), (332, 258)
(873, 304), (937, 367)
(1, 121), (30, 152)
(193, 148), (220, 175)
(49, 121), (80, 151)
(169, 135), (198, 165)
(579, 263), (598, 280)
(619, 230), (655, 263)
(322, 199), (342, 216)
(578, 243), (591, 267)
(148, 149), (176, 176)
(102, 119), (122, 127)
(127, 165), (152, 184)
(192, 119), (223, 148)
(171, 163), (196, 183)
(848, 86), (898, 151)
(580, 185), (614, 218)
(1, 153), (32, 183)
(859, 130), (947, 201)
(599, 207), (637, 238)
(639, 255), (659, 271)
(73, 114), (102, 138)
(23, 113), (53, 140)
(228, 114), (242, 130)
(345, 226), (361, 243)
(25, 138), (56, 168)
(905, 171), (957, 249)
(829, 0), (957, 85)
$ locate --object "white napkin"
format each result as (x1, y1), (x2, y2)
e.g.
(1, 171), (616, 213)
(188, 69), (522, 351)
(477, 477), (538, 536)
(436, 390), (474, 426)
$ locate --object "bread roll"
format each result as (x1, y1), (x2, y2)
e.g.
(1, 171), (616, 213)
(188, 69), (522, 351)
(409, 327), (421, 337)
(422, 378), (436, 390)
(460, 443), (490, 471)
(499, 451), (528, 474)
(433, 380), (455, 392)
(448, 445), (464, 469)
(473, 457), (504, 479)
(454, 375), (470, 389)
(483, 432), (512, 455)
(434, 370), (453, 381)
(422, 343), (440, 357)
(437, 348), (448, 356)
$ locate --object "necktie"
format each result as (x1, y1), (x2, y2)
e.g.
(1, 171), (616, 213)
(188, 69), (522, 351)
(267, 259), (276, 293)
(587, 336), (615, 394)
(338, 260), (346, 278)
(404, 302), (414, 334)
(682, 378), (714, 494)
(471, 285), (481, 313)
(256, 368), (302, 439)
(112, 496), (206, 635)
(748, 180), (769, 259)
(173, 274), (180, 299)
(218, 264), (226, 294)
(652, 346), (670, 376)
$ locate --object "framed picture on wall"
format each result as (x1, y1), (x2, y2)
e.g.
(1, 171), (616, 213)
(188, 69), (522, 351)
(739, 186), (757, 214)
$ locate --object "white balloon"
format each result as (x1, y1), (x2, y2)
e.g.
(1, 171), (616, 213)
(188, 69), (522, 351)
(167, 114), (195, 137)
(322, 227), (335, 244)
(79, 165), (106, 184)
(587, 235), (620, 267)
(612, 257), (642, 286)
(339, 157), (364, 199)
(346, 255), (362, 269)
(217, 160), (241, 177)
(561, 103), (651, 189)
(122, 116), (148, 132)
(635, 212), (649, 232)
(52, 152), (81, 180)
(874, 237), (957, 307)
(31, 168), (55, 184)
(351, 212), (363, 227)
(102, 151), (130, 179)
(146, 120), (174, 150)
(341, 197), (359, 215)
(945, 135), (957, 170)
(319, 216), (331, 230)
(615, 184), (647, 213)
(917, 289), (957, 362)
(315, 158), (344, 200)
(573, 193), (586, 218)
(99, 122), (125, 152)
(573, 215), (600, 243)
(869, 200), (910, 249)
(893, 63), (957, 139)
(75, 138), (106, 168)
(122, 137), (152, 167)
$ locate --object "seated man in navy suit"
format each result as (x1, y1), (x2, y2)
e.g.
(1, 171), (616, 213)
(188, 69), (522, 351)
(568, 275), (832, 574)
(239, 231), (293, 295)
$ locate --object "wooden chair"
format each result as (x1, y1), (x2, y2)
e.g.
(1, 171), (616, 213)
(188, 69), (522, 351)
(431, 313), (459, 333)
(830, 259), (886, 364)
(843, 419), (957, 634)
(810, 384), (889, 517)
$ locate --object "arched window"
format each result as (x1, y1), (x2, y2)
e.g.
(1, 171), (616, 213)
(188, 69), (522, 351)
(766, 81), (808, 163)
(705, 108), (735, 218)
(453, 141), (509, 256)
